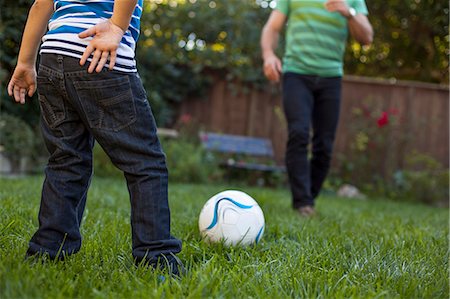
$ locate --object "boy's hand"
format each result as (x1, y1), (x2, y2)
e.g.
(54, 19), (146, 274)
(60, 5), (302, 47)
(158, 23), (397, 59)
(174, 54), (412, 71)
(79, 20), (125, 73)
(7, 64), (37, 104)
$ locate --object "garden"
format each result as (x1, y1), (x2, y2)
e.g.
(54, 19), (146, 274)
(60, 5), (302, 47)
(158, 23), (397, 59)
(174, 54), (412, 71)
(0, 0), (449, 298)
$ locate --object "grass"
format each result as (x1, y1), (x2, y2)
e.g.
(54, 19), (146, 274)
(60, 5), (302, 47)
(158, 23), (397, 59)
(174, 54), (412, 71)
(0, 176), (448, 298)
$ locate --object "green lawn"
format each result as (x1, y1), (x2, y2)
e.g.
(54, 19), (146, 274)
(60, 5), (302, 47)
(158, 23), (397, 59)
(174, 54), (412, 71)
(0, 176), (448, 298)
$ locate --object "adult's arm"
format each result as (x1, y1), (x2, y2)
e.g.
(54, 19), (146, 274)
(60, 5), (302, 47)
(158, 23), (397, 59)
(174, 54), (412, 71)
(260, 10), (288, 83)
(347, 14), (373, 45)
(325, 0), (373, 45)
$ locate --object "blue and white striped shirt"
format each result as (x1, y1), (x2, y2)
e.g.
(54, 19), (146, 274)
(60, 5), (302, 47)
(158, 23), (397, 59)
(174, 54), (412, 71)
(40, 0), (143, 72)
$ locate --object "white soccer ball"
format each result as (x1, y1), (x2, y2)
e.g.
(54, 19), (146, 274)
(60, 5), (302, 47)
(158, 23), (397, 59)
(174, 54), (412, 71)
(198, 190), (265, 246)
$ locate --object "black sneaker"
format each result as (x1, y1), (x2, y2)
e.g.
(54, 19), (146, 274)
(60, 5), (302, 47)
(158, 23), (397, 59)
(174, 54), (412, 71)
(159, 254), (185, 278)
(140, 253), (186, 278)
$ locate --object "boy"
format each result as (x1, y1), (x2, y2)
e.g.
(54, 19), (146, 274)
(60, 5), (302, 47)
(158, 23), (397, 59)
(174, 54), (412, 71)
(7, 0), (183, 275)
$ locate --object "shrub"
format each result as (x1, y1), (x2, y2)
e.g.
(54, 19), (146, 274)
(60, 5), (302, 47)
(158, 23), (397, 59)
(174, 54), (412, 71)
(92, 134), (222, 184)
(333, 102), (405, 188)
(392, 152), (449, 206)
(0, 113), (35, 172)
(161, 137), (222, 184)
(92, 143), (122, 178)
(331, 102), (449, 206)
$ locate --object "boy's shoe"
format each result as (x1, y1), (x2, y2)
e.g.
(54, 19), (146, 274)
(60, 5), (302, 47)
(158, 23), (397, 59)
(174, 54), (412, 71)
(161, 255), (185, 278)
(297, 205), (316, 217)
(139, 253), (186, 278)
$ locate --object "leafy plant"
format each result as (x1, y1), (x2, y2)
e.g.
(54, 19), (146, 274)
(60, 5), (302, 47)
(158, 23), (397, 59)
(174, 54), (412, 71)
(346, 0), (449, 83)
(392, 152), (449, 206)
(0, 0), (40, 127)
(161, 136), (223, 184)
(331, 101), (449, 206)
(92, 143), (122, 178)
(136, 0), (274, 126)
(0, 113), (35, 172)
(334, 101), (405, 188)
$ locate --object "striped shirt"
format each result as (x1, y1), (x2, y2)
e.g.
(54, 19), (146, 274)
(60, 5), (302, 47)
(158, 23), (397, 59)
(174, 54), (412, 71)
(276, 0), (368, 77)
(40, 0), (143, 72)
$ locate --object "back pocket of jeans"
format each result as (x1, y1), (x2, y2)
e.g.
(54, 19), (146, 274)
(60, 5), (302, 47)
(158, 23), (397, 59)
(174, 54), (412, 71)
(74, 76), (136, 131)
(37, 76), (66, 128)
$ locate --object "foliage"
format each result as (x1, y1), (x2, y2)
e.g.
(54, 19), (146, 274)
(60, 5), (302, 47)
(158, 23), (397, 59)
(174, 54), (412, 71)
(331, 101), (448, 206)
(0, 113), (35, 172)
(392, 152), (449, 205)
(0, 0), (40, 127)
(333, 101), (406, 188)
(162, 115), (223, 183)
(346, 0), (449, 83)
(92, 143), (123, 178)
(136, 0), (273, 126)
(137, 0), (448, 124)
(0, 176), (448, 298)
(162, 137), (222, 183)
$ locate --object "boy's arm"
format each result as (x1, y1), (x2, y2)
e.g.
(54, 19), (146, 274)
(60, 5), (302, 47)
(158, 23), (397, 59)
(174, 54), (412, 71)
(79, 0), (138, 73)
(7, 0), (54, 104)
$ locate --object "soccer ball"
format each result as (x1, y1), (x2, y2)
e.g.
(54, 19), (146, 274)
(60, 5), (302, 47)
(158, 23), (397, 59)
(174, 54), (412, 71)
(198, 190), (265, 246)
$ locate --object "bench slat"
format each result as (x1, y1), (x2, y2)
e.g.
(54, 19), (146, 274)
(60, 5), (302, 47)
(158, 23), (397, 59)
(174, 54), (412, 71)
(220, 161), (286, 172)
(200, 132), (274, 157)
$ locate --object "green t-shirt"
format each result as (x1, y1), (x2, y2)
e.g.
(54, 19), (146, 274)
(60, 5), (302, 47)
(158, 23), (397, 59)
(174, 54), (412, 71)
(276, 0), (368, 77)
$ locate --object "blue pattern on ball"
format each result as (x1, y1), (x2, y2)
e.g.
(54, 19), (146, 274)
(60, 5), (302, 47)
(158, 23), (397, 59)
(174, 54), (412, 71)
(206, 197), (253, 229)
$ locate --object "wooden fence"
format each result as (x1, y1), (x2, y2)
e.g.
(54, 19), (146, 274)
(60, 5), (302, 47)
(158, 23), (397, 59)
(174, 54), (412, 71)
(179, 75), (449, 175)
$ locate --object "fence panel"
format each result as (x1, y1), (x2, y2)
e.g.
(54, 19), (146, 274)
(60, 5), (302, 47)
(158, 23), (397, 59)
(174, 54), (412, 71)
(179, 76), (449, 175)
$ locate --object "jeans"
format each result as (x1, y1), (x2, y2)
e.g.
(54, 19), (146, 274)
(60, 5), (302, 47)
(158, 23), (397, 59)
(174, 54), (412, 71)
(282, 72), (341, 208)
(27, 54), (181, 264)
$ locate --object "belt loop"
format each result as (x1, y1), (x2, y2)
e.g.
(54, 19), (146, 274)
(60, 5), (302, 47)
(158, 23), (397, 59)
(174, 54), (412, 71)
(55, 55), (64, 77)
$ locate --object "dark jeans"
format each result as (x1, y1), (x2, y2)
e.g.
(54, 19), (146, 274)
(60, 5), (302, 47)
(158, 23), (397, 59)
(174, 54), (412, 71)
(282, 72), (341, 208)
(27, 54), (181, 264)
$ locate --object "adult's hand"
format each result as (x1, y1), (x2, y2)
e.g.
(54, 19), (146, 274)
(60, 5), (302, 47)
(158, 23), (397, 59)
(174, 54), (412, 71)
(263, 54), (283, 83)
(324, 0), (351, 18)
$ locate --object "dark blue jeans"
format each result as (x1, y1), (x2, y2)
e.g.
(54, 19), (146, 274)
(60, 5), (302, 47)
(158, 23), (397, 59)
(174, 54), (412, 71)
(27, 54), (181, 264)
(282, 72), (341, 208)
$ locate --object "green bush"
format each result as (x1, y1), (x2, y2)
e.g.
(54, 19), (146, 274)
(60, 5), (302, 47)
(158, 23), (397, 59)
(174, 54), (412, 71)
(330, 103), (449, 206)
(392, 152), (449, 206)
(92, 143), (122, 178)
(92, 137), (223, 184)
(332, 102), (405, 188)
(0, 113), (35, 172)
(161, 137), (222, 184)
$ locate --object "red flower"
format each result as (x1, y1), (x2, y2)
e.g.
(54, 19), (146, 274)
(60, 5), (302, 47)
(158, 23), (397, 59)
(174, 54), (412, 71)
(179, 113), (192, 124)
(377, 111), (389, 127)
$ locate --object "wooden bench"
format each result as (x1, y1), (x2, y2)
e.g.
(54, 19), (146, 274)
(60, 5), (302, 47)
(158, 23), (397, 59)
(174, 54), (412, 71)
(199, 132), (286, 175)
